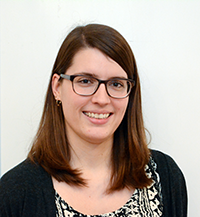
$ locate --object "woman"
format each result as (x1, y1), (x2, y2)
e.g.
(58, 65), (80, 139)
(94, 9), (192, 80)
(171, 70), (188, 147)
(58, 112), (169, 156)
(0, 24), (187, 216)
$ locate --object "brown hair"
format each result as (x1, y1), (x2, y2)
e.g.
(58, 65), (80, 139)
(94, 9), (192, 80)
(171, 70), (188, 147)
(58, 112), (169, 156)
(28, 24), (152, 192)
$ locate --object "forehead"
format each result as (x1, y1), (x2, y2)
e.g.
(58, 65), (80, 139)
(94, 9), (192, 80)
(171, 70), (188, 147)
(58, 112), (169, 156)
(67, 48), (128, 79)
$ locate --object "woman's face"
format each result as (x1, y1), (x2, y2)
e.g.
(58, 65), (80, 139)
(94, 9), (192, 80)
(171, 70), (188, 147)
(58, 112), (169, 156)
(52, 48), (129, 145)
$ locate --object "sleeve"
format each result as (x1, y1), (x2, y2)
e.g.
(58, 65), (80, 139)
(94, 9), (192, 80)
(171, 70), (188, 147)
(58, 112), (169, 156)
(151, 150), (188, 217)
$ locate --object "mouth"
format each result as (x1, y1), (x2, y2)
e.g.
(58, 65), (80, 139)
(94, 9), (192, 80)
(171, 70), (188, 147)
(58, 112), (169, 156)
(83, 112), (112, 119)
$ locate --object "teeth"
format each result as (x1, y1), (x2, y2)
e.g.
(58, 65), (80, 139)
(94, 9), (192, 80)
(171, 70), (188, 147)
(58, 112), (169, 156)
(84, 112), (110, 119)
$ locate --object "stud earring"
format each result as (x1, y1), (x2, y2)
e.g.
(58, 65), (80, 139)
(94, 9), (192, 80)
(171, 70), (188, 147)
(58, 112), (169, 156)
(56, 99), (62, 106)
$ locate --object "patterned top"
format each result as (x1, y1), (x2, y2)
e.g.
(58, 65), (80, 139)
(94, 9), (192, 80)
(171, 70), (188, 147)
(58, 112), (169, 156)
(55, 157), (163, 217)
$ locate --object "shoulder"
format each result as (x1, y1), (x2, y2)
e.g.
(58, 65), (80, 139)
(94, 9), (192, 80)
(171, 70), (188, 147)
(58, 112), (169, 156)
(0, 159), (51, 191)
(150, 149), (185, 179)
(151, 149), (178, 167)
(0, 159), (55, 216)
(150, 149), (186, 188)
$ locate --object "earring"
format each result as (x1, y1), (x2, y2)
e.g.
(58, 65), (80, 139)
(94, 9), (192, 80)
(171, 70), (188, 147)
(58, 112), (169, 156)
(56, 99), (62, 106)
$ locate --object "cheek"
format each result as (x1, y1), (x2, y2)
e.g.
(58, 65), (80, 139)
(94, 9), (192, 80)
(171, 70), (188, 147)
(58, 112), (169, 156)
(115, 99), (129, 116)
(61, 94), (89, 118)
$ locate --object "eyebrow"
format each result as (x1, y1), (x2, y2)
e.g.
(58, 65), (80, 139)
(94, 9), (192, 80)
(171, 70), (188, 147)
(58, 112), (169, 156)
(73, 72), (128, 80)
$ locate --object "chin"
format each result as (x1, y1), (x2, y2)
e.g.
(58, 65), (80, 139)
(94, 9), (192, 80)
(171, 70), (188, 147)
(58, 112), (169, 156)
(85, 134), (113, 145)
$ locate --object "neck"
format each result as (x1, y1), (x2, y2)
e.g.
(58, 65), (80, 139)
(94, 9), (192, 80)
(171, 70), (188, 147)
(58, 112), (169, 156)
(68, 136), (113, 173)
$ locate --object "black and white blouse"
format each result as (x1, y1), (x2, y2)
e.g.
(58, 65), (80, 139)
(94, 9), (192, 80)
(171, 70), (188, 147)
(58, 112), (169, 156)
(55, 157), (163, 217)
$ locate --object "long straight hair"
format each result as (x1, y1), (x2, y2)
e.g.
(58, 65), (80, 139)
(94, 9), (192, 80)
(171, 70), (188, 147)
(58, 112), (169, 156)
(28, 24), (152, 192)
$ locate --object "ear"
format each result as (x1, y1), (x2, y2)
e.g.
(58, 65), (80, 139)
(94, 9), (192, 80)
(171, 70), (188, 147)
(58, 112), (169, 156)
(52, 73), (62, 100)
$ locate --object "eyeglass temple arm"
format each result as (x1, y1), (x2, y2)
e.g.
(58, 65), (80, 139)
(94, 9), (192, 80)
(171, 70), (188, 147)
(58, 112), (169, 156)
(60, 74), (77, 82)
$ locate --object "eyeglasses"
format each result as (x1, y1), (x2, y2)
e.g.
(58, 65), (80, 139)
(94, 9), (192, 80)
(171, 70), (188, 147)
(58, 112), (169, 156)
(60, 74), (135, 99)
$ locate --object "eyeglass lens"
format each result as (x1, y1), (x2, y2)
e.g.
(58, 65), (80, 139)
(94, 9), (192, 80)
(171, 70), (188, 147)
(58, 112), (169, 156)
(72, 75), (132, 98)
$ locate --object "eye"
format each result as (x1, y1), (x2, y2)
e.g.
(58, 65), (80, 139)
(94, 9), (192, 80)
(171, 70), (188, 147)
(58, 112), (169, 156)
(109, 80), (125, 89)
(79, 78), (91, 84)
(75, 76), (96, 86)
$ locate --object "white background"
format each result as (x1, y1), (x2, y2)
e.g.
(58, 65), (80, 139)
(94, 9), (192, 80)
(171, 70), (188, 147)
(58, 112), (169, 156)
(1, 1), (200, 216)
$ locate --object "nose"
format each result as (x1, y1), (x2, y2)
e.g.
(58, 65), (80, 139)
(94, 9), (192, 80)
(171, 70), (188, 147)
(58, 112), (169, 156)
(91, 83), (111, 105)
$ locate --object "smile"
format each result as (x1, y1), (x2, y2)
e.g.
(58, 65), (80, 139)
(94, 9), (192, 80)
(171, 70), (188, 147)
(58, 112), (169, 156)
(84, 112), (111, 119)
